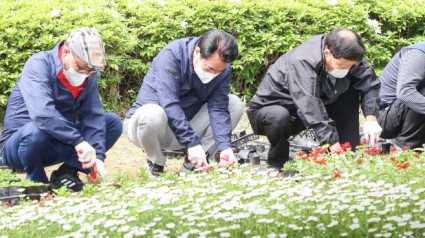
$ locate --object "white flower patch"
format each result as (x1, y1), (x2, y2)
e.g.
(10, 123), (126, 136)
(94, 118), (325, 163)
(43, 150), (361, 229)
(387, 214), (412, 223)
(410, 221), (425, 229)
(327, 220), (338, 227)
(287, 224), (303, 230)
(349, 223), (360, 230)
(257, 218), (275, 223)
(382, 223), (395, 231)
(367, 217), (381, 223)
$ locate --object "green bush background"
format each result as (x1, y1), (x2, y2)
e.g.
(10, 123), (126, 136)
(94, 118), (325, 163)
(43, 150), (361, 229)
(0, 0), (424, 118)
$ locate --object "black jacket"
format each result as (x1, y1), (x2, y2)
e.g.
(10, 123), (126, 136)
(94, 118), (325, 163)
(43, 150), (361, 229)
(248, 34), (380, 145)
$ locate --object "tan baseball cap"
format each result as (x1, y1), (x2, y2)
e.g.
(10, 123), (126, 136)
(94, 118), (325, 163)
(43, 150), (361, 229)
(66, 27), (106, 70)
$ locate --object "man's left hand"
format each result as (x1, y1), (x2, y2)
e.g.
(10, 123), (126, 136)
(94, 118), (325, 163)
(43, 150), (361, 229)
(219, 148), (237, 167)
(363, 120), (382, 146)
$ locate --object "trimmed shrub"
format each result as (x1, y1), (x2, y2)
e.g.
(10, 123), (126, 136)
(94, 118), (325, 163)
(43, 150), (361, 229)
(0, 0), (424, 118)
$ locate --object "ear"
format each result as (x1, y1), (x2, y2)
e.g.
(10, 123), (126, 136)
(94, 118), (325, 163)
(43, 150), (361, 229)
(194, 46), (201, 56)
(323, 48), (331, 57)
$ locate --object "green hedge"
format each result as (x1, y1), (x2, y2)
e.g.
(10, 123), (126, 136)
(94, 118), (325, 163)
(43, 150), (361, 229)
(0, 0), (424, 117)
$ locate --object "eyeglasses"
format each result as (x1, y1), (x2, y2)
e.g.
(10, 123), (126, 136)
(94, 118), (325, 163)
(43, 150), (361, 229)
(71, 53), (97, 74)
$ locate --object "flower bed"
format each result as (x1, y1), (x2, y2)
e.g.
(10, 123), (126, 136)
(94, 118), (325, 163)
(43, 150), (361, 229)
(0, 145), (425, 237)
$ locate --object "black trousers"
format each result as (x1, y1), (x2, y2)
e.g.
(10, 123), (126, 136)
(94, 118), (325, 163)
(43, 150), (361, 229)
(378, 99), (425, 149)
(247, 87), (360, 168)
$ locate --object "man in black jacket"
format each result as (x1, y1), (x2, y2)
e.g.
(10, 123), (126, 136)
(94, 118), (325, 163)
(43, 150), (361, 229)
(247, 27), (382, 172)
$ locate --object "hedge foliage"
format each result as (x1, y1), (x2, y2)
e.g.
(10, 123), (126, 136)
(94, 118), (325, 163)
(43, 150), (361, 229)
(0, 0), (424, 116)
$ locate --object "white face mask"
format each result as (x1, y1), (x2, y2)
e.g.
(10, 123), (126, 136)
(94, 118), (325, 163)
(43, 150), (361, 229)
(194, 55), (219, 84)
(328, 67), (349, 79)
(63, 55), (88, 86)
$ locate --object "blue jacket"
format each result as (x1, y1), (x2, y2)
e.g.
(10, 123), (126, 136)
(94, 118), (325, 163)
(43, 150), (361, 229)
(0, 41), (107, 159)
(126, 37), (232, 150)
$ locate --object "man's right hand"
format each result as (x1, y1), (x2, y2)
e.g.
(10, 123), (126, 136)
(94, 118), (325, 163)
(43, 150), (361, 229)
(187, 144), (207, 167)
(75, 141), (97, 168)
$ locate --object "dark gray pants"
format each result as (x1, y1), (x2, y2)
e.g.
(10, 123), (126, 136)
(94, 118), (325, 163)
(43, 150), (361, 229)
(247, 87), (360, 169)
(378, 99), (425, 149)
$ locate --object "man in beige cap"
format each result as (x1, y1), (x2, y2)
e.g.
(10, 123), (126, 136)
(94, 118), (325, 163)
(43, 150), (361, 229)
(0, 27), (122, 192)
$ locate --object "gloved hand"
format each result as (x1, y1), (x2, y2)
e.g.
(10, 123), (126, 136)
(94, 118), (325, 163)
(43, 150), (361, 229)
(219, 148), (237, 167)
(95, 159), (106, 180)
(87, 159), (106, 183)
(75, 141), (97, 168)
(187, 144), (207, 167)
(363, 120), (383, 146)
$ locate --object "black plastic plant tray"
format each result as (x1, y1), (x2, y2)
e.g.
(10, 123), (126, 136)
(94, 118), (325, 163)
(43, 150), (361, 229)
(0, 185), (49, 205)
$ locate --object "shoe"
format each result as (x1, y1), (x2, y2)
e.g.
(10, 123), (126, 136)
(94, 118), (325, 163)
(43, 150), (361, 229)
(180, 154), (194, 172)
(148, 162), (164, 177)
(180, 162), (194, 172)
(49, 164), (85, 192)
(146, 159), (153, 168)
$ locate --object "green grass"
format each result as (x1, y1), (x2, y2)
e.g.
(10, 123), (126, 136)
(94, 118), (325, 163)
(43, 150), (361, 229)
(1, 145), (425, 237)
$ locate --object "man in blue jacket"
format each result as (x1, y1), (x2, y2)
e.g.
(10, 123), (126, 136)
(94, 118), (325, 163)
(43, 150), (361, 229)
(0, 28), (122, 191)
(378, 41), (425, 149)
(125, 29), (243, 176)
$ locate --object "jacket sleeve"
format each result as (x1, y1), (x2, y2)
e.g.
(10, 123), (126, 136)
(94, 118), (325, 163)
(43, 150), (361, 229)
(154, 49), (201, 148)
(18, 56), (84, 146)
(206, 70), (232, 151)
(78, 79), (106, 159)
(350, 60), (380, 117)
(287, 60), (339, 145)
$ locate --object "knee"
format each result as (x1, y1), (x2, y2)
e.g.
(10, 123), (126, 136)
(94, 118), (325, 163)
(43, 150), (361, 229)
(21, 123), (50, 145)
(266, 108), (291, 132)
(105, 112), (123, 133)
(136, 104), (168, 130)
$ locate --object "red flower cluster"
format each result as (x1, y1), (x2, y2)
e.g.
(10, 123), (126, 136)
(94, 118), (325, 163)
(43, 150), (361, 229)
(396, 162), (410, 170)
(341, 142), (351, 151)
(363, 146), (382, 156)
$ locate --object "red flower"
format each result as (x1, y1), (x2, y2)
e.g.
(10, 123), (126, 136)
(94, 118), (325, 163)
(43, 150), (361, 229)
(413, 152), (420, 157)
(402, 145), (411, 151)
(308, 153), (318, 160)
(396, 162), (410, 170)
(360, 138), (369, 144)
(363, 146), (382, 156)
(390, 147), (398, 152)
(341, 142), (351, 151)
(332, 149), (343, 155)
(333, 171), (344, 179)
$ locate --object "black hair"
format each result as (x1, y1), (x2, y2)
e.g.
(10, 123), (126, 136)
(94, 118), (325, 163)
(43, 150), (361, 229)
(197, 29), (238, 62)
(324, 27), (365, 61)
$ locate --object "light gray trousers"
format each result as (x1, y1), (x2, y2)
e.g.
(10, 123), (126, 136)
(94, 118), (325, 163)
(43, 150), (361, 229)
(124, 94), (243, 165)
